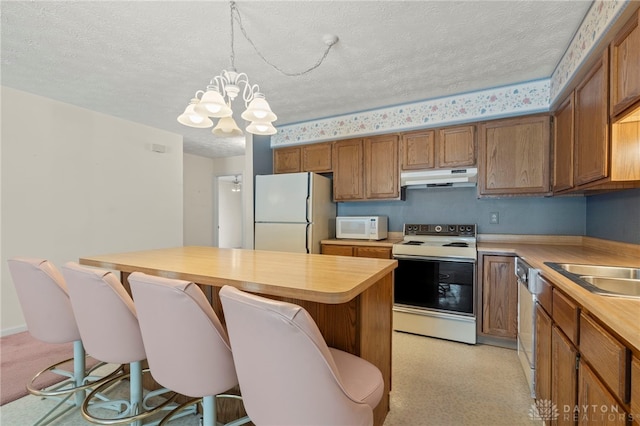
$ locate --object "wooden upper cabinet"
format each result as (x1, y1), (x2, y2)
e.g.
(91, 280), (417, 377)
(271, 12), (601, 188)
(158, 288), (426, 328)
(332, 138), (364, 201)
(302, 142), (332, 173)
(574, 48), (609, 187)
(610, 8), (640, 118)
(274, 143), (332, 174)
(365, 134), (400, 199)
(274, 146), (301, 174)
(401, 125), (475, 170)
(438, 125), (476, 168)
(553, 93), (575, 192)
(478, 115), (551, 196)
(401, 130), (435, 170)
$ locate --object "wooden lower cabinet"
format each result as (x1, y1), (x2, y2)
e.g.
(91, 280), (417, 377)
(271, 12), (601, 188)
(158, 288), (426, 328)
(632, 356), (640, 426)
(480, 255), (517, 340)
(321, 243), (392, 259)
(552, 325), (579, 426)
(321, 244), (354, 256)
(578, 360), (628, 425)
(535, 276), (635, 426)
(535, 304), (552, 403)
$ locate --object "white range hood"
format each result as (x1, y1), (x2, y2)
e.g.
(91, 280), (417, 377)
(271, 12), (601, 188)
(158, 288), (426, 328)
(401, 168), (478, 188)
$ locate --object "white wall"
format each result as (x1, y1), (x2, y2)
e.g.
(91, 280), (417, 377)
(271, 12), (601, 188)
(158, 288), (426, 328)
(183, 154), (248, 248)
(183, 153), (215, 246)
(1, 87), (184, 335)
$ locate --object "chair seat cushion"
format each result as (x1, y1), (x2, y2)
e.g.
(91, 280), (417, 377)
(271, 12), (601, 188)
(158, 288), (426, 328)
(329, 348), (384, 410)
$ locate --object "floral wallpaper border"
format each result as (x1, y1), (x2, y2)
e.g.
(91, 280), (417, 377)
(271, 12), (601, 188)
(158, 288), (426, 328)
(272, 80), (549, 147)
(271, 0), (629, 148)
(550, 0), (628, 102)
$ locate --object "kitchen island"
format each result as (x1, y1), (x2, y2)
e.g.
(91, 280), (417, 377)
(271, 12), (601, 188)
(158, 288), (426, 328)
(80, 246), (397, 426)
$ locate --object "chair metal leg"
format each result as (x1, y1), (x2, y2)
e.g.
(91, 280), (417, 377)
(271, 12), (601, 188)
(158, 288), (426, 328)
(202, 395), (216, 426)
(27, 340), (124, 426)
(72, 340), (86, 407)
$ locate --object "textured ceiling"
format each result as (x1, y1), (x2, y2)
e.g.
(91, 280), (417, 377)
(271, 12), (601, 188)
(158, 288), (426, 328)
(1, 1), (593, 158)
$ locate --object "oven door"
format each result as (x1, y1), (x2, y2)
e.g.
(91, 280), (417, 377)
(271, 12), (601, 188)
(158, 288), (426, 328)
(393, 256), (475, 316)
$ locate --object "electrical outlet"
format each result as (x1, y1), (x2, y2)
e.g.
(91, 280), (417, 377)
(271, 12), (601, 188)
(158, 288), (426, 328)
(489, 212), (499, 224)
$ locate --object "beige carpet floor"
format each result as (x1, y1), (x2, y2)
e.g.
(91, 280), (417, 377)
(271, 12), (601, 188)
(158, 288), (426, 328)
(0, 332), (540, 425)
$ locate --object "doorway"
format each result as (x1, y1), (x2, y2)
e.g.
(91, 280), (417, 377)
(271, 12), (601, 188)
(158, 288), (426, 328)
(216, 174), (243, 248)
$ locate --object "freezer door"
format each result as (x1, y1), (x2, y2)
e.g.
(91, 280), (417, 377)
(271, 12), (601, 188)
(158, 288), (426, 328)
(254, 223), (310, 253)
(255, 173), (310, 223)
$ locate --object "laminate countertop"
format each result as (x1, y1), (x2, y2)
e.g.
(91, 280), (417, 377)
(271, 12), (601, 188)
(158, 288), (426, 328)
(478, 238), (640, 354)
(79, 246), (398, 305)
(321, 232), (403, 247)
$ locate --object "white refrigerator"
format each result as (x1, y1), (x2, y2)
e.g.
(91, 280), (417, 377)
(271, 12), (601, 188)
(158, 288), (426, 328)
(254, 172), (336, 254)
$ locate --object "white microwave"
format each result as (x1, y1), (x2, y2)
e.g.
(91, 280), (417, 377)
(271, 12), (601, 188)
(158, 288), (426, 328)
(336, 216), (388, 240)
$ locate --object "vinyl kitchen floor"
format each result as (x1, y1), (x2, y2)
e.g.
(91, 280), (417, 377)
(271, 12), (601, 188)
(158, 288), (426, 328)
(1, 332), (540, 425)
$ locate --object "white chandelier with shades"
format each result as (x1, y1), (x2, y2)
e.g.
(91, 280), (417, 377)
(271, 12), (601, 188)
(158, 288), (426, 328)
(178, 1), (339, 137)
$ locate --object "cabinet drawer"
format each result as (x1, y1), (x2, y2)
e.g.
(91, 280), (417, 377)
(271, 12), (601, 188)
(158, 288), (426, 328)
(321, 245), (354, 257)
(354, 247), (392, 259)
(552, 288), (579, 345)
(537, 275), (552, 314)
(579, 313), (630, 403)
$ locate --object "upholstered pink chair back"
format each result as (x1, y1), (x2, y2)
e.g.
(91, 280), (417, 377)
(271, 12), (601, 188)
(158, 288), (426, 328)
(128, 272), (238, 398)
(219, 285), (377, 426)
(62, 262), (146, 364)
(7, 257), (81, 344)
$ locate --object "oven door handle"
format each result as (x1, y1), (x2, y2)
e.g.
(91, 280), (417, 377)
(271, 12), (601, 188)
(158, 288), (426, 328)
(393, 254), (476, 263)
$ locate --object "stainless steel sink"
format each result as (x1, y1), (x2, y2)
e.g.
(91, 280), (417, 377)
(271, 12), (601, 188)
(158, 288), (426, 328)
(545, 262), (640, 299)
(581, 276), (640, 298)
(554, 263), (640, 279)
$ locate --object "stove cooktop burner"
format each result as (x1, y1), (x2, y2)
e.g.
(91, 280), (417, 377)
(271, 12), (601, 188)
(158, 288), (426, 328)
(442, 242), (469, 247)
(403, 241), (423, 245)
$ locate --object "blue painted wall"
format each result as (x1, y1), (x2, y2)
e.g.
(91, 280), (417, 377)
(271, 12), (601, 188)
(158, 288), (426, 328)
(586, 188), (640, 244)
(337, 187), (587, 236)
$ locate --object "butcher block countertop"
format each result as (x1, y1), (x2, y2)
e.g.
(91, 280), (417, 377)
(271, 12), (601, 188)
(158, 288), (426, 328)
(478, 235), (640, 354)
(80, 246), (397, 305)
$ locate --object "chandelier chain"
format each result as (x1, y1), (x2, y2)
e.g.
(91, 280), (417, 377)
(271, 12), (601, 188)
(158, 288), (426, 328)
(229, 1), (236, 70)
(230, 1), (338, 77)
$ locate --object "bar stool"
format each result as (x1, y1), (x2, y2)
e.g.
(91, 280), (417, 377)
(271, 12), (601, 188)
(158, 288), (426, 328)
(219, 285), (384, 426)
(7, 257), (121, 426)
(62, 262), (195, 426)
(128, 272), (250, 426)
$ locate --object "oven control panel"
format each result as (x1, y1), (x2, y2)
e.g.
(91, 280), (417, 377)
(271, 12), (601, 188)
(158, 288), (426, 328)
(403, 223), (476, 237)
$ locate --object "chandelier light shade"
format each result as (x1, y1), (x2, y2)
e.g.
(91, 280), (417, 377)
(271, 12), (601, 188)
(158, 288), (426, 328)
(241, 95), (277, 122)
(246, 120), (277, 136)
(213, 116), (243, 137)
(194, 86), (233, 118)
(177, 1), (338, 139)
(177, 98), (214, 128)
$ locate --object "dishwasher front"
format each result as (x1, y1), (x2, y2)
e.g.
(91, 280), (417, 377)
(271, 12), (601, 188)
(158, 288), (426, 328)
(515, 257), (539, 398)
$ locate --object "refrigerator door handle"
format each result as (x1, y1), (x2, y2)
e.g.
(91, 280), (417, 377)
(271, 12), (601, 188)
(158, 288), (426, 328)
(305, 223), (311, 254)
